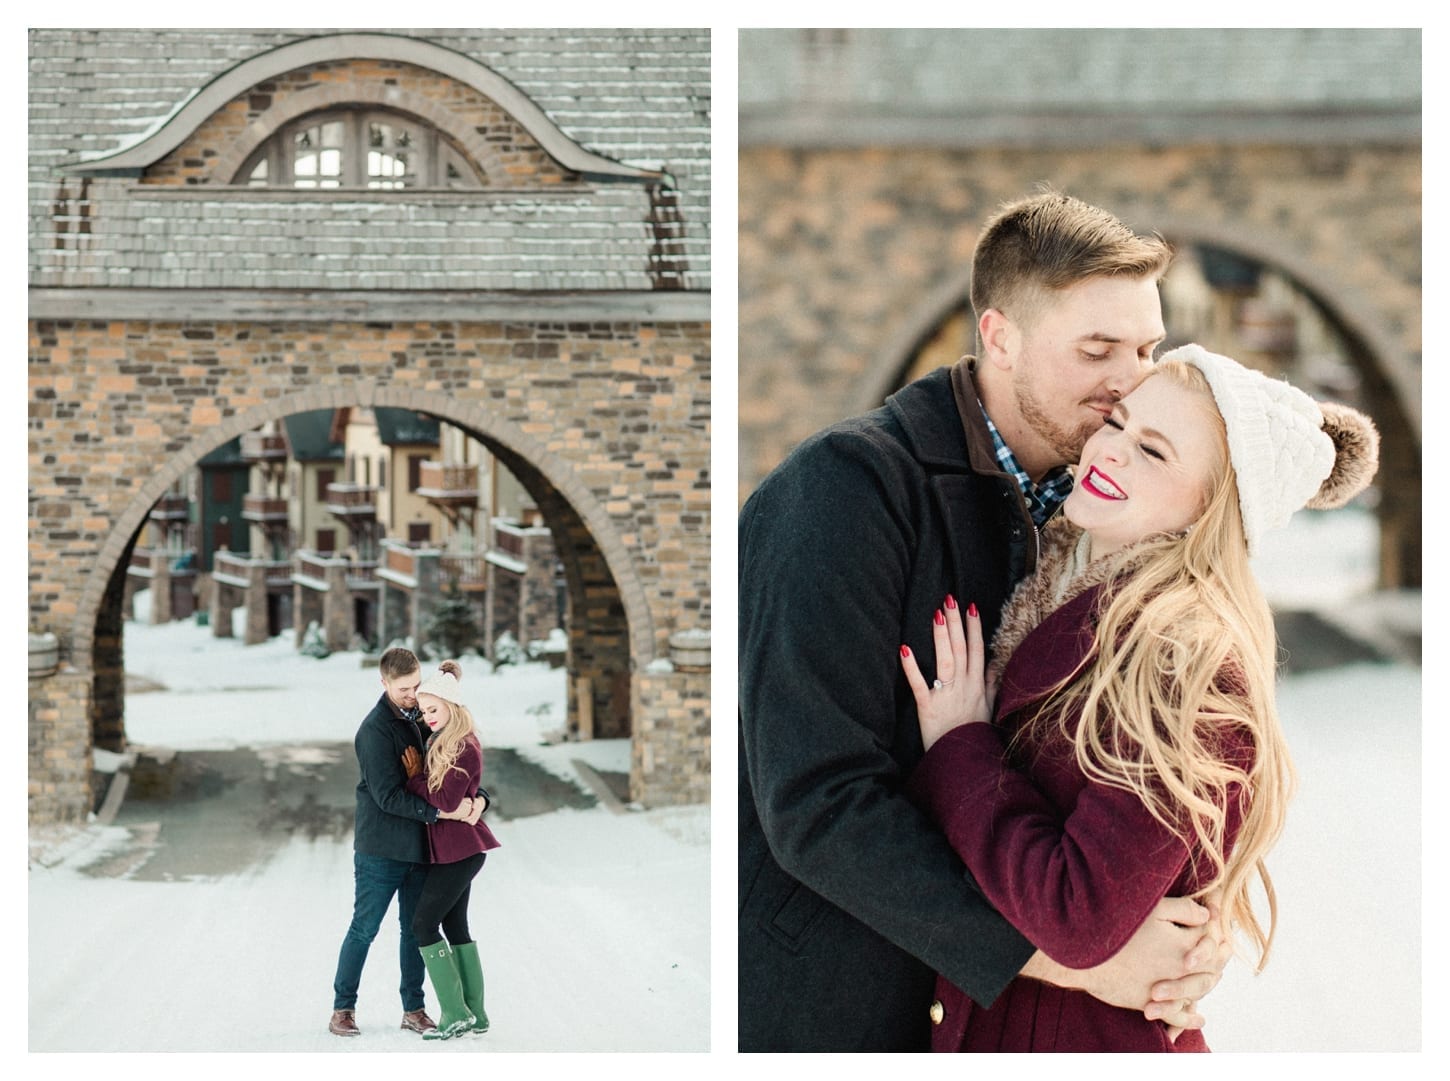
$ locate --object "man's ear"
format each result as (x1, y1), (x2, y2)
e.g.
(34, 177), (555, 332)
(979, 308), (1017, 371)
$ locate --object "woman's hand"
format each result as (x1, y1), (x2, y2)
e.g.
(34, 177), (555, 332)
(900, 595), (994, 753)
(401, 745), (422, 779)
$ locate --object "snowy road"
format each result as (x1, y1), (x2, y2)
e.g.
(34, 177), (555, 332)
(28, 625), (710, 1053)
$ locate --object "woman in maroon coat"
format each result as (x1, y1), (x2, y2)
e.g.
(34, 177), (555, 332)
(900, 346), (1379, 1051)
(400, 669), (501, 1040)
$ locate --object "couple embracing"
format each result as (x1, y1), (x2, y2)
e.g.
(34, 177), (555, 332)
(738, 192), (1380, 1052)
(329, 649), (499, 1041)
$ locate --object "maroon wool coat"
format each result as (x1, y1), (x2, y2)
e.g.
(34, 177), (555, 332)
(907, 579), (1252, 1053)
(406, 735), (502, 864)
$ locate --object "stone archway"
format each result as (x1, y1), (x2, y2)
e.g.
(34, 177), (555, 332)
(78, 385), (652, 788)
(863, 219), (1419, 589)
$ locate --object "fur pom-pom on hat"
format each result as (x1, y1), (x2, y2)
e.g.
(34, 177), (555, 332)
(1307, 399), (1380, 510)
(1162, 344), (1379, 554)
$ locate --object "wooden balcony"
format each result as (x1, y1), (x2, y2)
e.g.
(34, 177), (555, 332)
(441, 553), (488, 591)
(294, 550), (380, 591)
(242, 493), (289, 523)
(148, 494), (190, 521)
(214, 550), (292, 589)
(240, 431), (288, 462)
(324, 483), (378, 518)
(415, 460), (479, 506)
(127, 547), (198, 577)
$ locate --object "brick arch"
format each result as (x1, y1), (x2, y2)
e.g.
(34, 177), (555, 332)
(67, 32), (662, 182)
(208, 75), (560, 187)
(73, 386), (655, 675)
(851, 213), (1418, 442)
(848, 215), (1419, 589)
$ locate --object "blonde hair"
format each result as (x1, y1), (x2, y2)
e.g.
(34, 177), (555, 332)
(1024, 359), (1295, 970)
(420, 694), (480, 795)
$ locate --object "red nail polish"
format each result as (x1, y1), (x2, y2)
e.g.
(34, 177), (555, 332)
(900, 644), (911, 657)
(934, 610), (945, 626)
(945, 594), (957, 610)
(968, 602), (979, 618)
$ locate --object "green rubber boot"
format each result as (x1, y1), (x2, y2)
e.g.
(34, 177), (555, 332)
(418, 941), (475, 1040)
(453, 940), (490, 1034)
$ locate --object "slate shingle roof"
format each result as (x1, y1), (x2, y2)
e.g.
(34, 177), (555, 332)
(29, 29), (710, 293)
(739, 28), (1420, 154)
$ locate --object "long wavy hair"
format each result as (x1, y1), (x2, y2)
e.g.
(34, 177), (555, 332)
(419, 694), (480, 795)
(1026, 359), (1296, 970)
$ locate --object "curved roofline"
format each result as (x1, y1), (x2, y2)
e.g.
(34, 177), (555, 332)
(65, 31), (665, 183)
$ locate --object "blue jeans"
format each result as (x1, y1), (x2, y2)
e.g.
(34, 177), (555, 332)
(332, 852), (428, 1011)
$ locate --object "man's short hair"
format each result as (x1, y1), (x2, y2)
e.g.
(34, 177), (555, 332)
(379, 647), (420, 681)
(970, 191), (1173, 330)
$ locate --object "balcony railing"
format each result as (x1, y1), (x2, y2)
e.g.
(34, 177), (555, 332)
(324, 483), (378, 516)
(293, 550), (380, 592)
(441, 553), (488, 590)
(127, 547), (198, 577)
(148, 494), (189, 521)
(242, 494), (289, 522)
(213, 550), (292, 589)
(240, 432), (288, 462)
(416, 460), (479, 504)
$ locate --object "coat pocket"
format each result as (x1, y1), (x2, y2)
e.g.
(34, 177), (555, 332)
(743, 857), (829, 955)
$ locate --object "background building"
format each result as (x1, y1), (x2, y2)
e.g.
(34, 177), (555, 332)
(29, 28), (712, 821)
(739, 28), (1419, 590)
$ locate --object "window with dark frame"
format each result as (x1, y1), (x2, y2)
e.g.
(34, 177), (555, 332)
(238, 108), (484, 189)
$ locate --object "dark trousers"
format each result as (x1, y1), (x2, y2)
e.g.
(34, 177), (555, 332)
(332, 852), (428, 1011)
(411, 852), (486, 947)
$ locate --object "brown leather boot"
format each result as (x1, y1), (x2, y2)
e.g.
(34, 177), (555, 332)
(401, 1008), (438, 1034)
(329, 1009), (361, 1036)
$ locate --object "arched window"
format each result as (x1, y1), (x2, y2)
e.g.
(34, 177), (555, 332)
(237, 108), (484, 189)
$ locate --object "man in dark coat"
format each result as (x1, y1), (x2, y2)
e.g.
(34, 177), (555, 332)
(739, 193), (1231, 1051)
(328, 650), (483, 1037)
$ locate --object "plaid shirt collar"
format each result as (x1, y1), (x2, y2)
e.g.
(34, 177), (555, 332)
(980, 405), (1074, 529)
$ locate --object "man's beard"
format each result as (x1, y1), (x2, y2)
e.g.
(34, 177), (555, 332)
(1014, 368), (1101, 466)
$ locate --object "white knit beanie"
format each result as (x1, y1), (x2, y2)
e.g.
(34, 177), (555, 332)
(1164, 343), (1378, 556)
(416, 670), (466, 706)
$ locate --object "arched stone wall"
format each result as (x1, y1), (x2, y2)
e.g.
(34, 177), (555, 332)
(29, 317), (710, 821)
(738, 143), (1420, 583)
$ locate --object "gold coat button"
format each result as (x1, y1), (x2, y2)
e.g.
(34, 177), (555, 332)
(929, 999), (944, 1025)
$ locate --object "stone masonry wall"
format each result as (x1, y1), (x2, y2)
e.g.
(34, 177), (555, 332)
(28, 316), (710, 820)
(738, 142), (1422, 504)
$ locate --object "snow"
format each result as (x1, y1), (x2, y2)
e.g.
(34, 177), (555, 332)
(28, 628), (708, 1061)
(25, 506), (1429, 1066)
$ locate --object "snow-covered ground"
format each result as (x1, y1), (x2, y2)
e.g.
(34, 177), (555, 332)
(28, 627), (709, 1057)
(26, 506), (1426, 1062)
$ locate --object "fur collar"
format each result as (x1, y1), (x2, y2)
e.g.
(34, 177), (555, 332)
(988, 519), (1159, 677)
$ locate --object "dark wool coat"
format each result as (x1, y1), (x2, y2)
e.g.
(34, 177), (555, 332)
(406, 735), (502, 864)
(353, 693), (439, 864)
(738, 361), (1045, 1052)
(908, 521), (1253, 1052)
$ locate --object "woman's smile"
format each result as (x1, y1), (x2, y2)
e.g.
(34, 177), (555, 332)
(1079, 466), (1126, 501)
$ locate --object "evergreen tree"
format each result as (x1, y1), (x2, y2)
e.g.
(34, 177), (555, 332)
(426, 576), (481, 658)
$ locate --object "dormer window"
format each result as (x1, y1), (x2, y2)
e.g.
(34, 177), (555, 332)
(238, 108), (483, 189)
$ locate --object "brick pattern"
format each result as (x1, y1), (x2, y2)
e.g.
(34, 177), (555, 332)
(143, 59), (578, 188)
(738, 143), (1421, 508)
(29, 318), (710, 818)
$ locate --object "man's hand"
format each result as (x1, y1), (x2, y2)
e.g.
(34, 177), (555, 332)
(437, 797), (473, 821)
(1021, 895), (1230, 1033)
(462, 798), (484, 826)
(401, 746), (422, 779)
